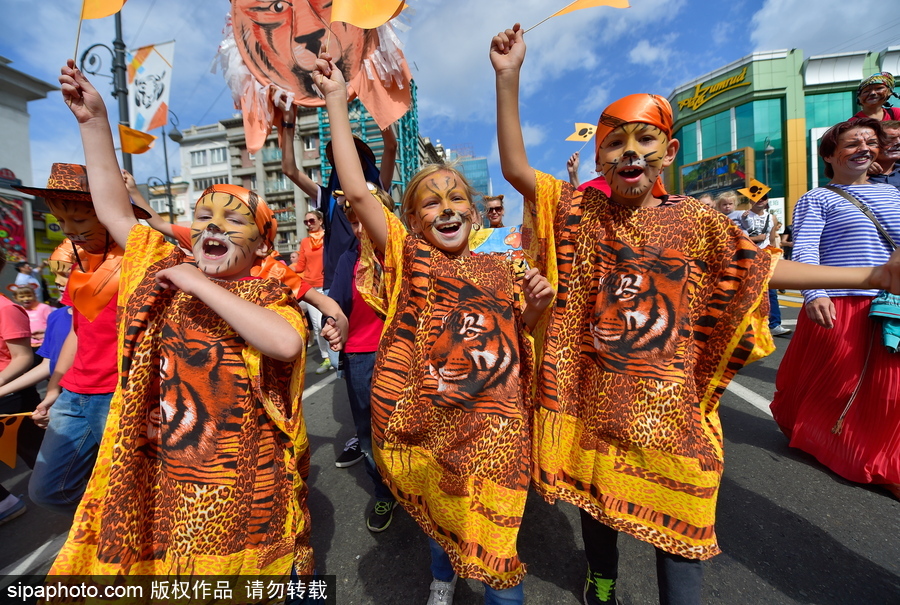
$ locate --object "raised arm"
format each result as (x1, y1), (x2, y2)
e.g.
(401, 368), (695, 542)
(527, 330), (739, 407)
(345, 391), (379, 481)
(122, 170), (177, 239)
(491, 24), (536, 201)
(379, 125), (398, 191)
(59, 60), (136, 248)
(278, 105), (321, 199)
(567, 152), (581, 188)
(316, 55), (389, 252)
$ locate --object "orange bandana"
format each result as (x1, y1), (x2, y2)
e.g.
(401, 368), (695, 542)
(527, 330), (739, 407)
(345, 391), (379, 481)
(595, 94), (674, 197)
(307, 230), (324, 251)
(197, 184), (278, 250)
(66, 245), (124, 322)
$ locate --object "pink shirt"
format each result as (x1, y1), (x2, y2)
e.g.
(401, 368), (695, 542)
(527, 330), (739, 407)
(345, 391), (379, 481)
(25, 302), (53, 347)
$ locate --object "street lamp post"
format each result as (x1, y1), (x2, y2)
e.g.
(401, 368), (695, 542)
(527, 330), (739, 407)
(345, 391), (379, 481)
(763, 137), (775, 185)
(161, 112), (183, 223)
(146, 176), (172, 223)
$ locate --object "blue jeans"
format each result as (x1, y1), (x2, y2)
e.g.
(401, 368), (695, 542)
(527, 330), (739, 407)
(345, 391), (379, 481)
(429, 538), (524, 605)
(29, 389), (112, 514)
(342, 351), (393, 502)
(768, 289), (782, 329)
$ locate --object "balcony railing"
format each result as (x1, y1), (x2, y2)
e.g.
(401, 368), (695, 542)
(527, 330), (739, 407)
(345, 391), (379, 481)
(264, 178), (292, 194)
(261, 148), (283, 163)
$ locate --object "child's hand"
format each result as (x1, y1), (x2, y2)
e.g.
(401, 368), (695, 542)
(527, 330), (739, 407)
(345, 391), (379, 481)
(313, 54), (347, 98)
(869, 247), (900, 295)
(523, 267), (555, 313)
(59, 59), (107, 124)
(320, 313), (348, 352)
(490, 23), (526, 73)
(155, 263), (209, 296)
(122, 170), (139, 194)
(567, 152), (580, 178)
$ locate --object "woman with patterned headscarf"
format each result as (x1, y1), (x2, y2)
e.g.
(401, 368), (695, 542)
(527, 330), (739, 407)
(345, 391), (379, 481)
(850, 72), (900, 122)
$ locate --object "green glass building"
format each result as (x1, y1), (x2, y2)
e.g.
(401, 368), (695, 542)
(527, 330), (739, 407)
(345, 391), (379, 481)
(667, 46), (900, 222)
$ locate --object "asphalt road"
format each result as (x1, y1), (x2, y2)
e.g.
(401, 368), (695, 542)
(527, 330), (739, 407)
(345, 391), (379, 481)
(2, 296), (898, 604)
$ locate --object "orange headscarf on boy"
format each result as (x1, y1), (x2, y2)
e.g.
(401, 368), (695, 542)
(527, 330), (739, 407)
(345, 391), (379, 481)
(594, 94), (674, 198)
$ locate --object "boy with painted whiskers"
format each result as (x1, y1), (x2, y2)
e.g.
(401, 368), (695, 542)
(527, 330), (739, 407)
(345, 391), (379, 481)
(315, 54), (555, 604)
(492, 24), (900, 605)
(51, 59), (340, 583)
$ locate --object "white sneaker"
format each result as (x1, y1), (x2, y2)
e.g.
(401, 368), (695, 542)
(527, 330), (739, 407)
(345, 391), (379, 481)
(770, 325), (792, 337)
(426, 575), (457, 605)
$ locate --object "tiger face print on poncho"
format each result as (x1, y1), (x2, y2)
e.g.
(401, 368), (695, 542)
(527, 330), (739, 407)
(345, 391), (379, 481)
(525, 170), (775, 561)
(357, 207), (535, 590)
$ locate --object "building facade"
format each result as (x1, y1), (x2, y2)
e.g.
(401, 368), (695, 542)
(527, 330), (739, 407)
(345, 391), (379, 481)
(667, 46), (900, 222)
(0, 56), (57, 276)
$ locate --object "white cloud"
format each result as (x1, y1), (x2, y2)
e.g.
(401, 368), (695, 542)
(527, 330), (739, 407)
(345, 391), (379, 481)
(750, 0), (899, 56)
(629, 40), (667, 66)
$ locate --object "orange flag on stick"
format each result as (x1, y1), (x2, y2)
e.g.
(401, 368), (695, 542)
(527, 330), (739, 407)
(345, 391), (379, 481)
(566, 123), (596, 142)
(0, 414), (27, 468)
(330, 0), (405, 29)
(550, 0), (629, 19)
(527, 0), (629, 33)
(118, 124), (156, 155)
(81, 0), (127, 20)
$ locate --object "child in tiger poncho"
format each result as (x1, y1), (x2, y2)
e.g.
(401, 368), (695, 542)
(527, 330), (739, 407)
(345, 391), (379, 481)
(49, 60), (343, 591)
(316, 55), (555, 605)
(491, 24), (900, 605)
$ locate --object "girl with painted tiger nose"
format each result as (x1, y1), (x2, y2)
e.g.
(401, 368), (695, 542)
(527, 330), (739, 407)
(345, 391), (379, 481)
(316, 54), (555, 604)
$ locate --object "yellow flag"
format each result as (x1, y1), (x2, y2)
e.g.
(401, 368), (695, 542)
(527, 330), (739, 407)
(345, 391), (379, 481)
(330, 0), (405, 29)
(81, 0), (127, 20)
(118, 124), (156, 155)
(566, 123), (596, 142)
(0, 415), (25, 468)
(550, 0), (629, 18)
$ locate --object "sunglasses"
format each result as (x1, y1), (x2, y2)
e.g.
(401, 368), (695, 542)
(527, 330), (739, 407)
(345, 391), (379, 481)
(486, 207), (503, 213)
(303, 218), (318, 225)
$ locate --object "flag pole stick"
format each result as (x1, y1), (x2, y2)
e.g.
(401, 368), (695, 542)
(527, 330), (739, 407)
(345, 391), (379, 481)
(0, 412), (34, 418)
(524, 0), (579, 33)
(74, 9), (85, 60)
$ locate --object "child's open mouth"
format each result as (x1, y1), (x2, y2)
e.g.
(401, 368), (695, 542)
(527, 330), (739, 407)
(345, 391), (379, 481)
(202, 238), (228, 258)
(434, 221), (461, 235)
(618, 166), (644, 181)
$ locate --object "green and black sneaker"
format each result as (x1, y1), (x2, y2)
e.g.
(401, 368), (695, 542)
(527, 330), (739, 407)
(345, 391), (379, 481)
(584, 568), (619, 605)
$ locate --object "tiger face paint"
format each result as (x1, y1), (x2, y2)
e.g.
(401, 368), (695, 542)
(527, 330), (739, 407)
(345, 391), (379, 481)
(190, 190), (268, 280)
(45, 199), (109, 254)
(596, 123), (679, 207)
(407, 169), (475, 256)
(824, 127), (879, 183)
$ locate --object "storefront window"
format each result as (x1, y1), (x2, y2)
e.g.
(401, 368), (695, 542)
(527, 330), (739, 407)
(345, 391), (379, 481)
(700, 110), (732, 158)
(805, 92), (854, 187)
(675, 122), (698, 167)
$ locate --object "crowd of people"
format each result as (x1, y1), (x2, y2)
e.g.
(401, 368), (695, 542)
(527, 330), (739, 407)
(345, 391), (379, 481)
(0, 31), (898, 605)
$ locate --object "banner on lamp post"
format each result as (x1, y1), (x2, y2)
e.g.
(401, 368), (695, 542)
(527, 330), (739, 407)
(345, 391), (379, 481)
(126, 41), (175, 133)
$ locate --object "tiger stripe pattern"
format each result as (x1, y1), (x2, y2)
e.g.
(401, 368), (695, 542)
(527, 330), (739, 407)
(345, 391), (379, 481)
(364, 215), (533, 590)
(527, 171), (775, 560)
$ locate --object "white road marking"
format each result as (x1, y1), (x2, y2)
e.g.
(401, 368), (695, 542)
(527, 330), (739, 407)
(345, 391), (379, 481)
(303, 371), (338, 401)
(725, 379), (773, 417)
(0, 533), (67, 577)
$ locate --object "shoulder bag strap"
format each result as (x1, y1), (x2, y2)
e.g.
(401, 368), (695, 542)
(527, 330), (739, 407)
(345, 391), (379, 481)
(824, 185), (897, 251)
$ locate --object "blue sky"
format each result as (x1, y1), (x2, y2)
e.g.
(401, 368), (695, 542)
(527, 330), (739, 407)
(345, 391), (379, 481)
(2, 0), (898, 223)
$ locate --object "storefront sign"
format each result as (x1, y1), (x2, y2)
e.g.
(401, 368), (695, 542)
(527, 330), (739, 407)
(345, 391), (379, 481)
(678, 66), (751, 112)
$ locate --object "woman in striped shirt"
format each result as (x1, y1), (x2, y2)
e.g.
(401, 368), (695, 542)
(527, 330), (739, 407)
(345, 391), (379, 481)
(771, 118), (900, 499)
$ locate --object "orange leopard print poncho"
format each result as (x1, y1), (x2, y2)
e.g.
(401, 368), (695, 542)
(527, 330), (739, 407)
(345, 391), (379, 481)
(357, 207), (538, 590)
(524, 171), (776, 560)
(50, 225), (312, 579)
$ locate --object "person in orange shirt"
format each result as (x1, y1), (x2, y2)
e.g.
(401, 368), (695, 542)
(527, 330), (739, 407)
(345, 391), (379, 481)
(295, 210), (333, 374)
